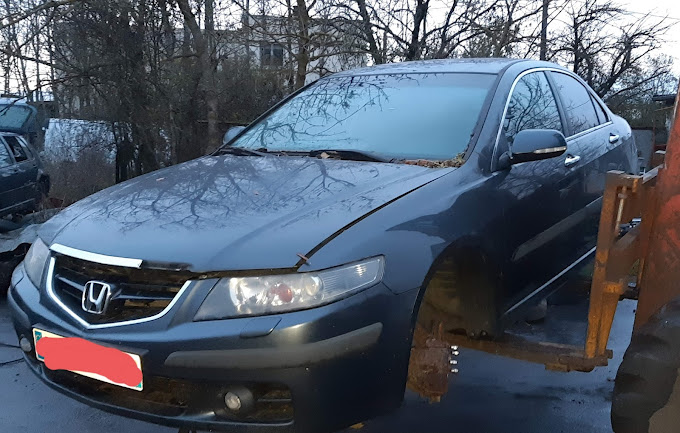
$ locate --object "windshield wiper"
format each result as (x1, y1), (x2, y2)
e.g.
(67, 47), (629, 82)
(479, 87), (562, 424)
(214, 146), (388, 162)
(0, 98), (20, 117)
(213, 146), (268, 157)
(308, 149), (388, 163)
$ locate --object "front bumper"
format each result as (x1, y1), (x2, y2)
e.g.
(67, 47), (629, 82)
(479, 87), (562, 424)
(8, 264), (418, 433)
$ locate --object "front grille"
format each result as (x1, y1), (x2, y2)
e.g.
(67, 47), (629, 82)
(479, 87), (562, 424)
(51, 255), (191, 325)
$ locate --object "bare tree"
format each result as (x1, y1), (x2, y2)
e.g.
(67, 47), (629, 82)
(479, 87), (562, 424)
(337, 0), (542, 62)
(459, 0), (543, 58)
(175, 0), (220, 152)
(234, 0), (368, 90)
(0, 0), (76, 98)
(550, 0), (674, 100)
(0, 0), (675, 201)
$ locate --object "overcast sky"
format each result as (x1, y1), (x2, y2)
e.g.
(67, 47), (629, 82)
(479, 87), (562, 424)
(620, 0), (680, 73)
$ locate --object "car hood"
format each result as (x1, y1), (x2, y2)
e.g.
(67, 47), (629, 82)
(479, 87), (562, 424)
(42, 155), (451, 272)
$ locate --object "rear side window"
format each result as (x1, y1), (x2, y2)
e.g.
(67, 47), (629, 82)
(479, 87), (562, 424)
(503, 71), (563, 144)
(550, 72), (600, 135)
(591, 95), (609, 124)
(4, 135), (28, 162)
(0, 141), (12, 168)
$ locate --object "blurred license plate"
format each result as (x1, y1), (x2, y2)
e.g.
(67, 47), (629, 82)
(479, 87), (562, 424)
(33, 328), (143, 391)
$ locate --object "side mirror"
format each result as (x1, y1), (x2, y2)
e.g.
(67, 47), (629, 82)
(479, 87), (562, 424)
(223, 125), (246, 145)
(499, 129), (567, 168)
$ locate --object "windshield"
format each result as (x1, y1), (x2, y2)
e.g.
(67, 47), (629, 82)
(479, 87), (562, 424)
(0, 104), (34, 132)
(231, 72), (496, 161)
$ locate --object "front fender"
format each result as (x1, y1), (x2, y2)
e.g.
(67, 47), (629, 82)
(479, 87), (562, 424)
(304, 166), (504, 294)
(305, 165), (507, 336)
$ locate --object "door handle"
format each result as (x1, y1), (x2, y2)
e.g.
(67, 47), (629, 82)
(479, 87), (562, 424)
(564, 155), (581, 167)
(609, 134), (620, 144)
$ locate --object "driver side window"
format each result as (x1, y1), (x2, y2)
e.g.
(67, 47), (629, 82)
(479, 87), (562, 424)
(4, 135), (28, 162)
(504, 72), (563, 144)
(0, 140), (12, 168)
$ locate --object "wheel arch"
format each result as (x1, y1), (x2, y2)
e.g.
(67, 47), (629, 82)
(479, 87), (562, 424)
(410, 236), (504, 338)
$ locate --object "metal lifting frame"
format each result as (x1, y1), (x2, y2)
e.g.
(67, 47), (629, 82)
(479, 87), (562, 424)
(423, 166), (666, 375)
(409, 88), (680, 400)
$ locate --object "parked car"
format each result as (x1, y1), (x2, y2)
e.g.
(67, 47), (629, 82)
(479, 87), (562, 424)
(0, 132), (50, 218)
(8, 59), (637, 433)
(0, 99), (50, 219)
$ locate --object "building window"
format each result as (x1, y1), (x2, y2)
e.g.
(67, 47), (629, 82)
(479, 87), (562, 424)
(260, 43), (284, 67)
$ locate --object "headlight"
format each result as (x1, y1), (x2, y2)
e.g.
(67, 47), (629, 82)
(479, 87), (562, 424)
(24, 238), (51, 288)
(194, 256), (384, 320)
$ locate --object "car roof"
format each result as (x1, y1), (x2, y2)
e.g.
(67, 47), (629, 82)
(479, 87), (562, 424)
(0, 97), (29, 105)
(330, 58), (568, 77)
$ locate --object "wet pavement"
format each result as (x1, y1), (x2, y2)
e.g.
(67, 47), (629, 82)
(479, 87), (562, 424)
(0, 293), (633, 433)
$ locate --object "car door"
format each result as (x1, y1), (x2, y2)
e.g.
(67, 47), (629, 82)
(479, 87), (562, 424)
(2, 134), (38, 207)
(0, 139), (17, 213)
(494, 70), (589, 313)
(548, 71), (623, 248)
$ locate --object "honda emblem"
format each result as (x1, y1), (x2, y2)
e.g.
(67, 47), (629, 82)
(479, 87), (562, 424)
(82, 281), (112, 315)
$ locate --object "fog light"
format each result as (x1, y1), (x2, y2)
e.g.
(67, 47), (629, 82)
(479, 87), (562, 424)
(19, 337), (32, 353)
(225, 392), (242, 411)
(223, 386), (255, 414)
